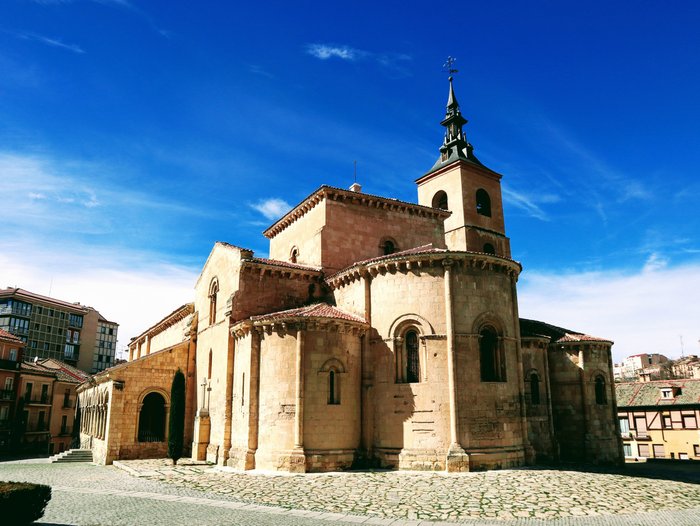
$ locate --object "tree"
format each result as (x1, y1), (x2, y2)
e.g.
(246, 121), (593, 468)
(168, 369), (186, 465)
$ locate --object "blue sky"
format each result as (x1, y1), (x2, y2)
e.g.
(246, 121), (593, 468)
(1, 0), (699, 361)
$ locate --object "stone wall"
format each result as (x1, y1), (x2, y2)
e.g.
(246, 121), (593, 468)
(548, 343), (622, 465)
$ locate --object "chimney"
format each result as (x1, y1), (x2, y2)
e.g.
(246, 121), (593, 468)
(349, 182), (362, 193)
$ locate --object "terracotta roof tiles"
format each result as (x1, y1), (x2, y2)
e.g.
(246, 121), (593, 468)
(250, 303), (366, 324)
(0, 328), (24, 345)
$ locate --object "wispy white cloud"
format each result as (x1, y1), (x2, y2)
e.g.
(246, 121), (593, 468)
(16, 32), (85, 54)
(502, 184), (559, 221)
(642, 252), (669, 273)
(519, 262), (700, 362)
(249, 64), (274, 79)
(250, 198), (291, 220)
(305, 43), (412, 76)
(306, 44), (362, 61)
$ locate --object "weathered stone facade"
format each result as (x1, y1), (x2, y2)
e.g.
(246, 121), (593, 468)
(78, 80), (623, 470)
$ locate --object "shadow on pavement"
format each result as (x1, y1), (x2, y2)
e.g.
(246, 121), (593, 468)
(525, 460), (700, 484)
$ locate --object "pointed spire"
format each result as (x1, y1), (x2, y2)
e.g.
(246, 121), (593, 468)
(446, 76), (460, 116)
(425, 74), (482, 174)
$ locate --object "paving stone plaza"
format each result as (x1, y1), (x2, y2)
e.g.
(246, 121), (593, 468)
(1, 459), (700, 525)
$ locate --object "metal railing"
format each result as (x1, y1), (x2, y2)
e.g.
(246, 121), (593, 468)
(0, 388), (15, 400)
(24, 394), (50, 405)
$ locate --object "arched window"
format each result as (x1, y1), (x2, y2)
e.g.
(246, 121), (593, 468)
(476, 189), (491, 217)
(479, 326), (505, 382)
(405, 330), (420, 383)
(595, 375), (607, 405)
(383, 240), (395, 255)
(207, 350), (212, 380)
(432, 190), (449, 210)
(138, 392), (166, 442)
(483, 243), (496, 255)
(530, 372), (541, 405)
(209, 279), (219, 325)
(328, 369), (340, 405)
(290, 246), (299, 264)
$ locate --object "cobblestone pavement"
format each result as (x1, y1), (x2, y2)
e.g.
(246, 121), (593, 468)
(113, 459), (700, 523)
(1, 460), (699, 525)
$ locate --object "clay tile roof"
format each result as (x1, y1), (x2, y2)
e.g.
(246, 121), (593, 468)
(519, 318), (612, 344)
(250, 303), (367, 324)
(616, 379), (700, 408)
(326, 244), (448, 280)
(244, 257), (323, 272)
(0, 328), (24, 345)
(20, 357), (91, 383)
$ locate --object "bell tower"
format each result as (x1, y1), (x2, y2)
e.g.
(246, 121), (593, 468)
(416, 77), (511, 258)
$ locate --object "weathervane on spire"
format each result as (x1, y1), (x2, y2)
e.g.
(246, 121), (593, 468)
(443, 56), (458, 79)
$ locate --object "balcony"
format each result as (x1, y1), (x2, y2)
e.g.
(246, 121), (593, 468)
(0, 388), (15, 401)
(0, 358), (20, 371)
(24, 394), (51, 405)
(25, 423), (49, 433)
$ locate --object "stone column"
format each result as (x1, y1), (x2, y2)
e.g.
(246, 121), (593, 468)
(443, 259), (469, 472)
(289, 327), (306, 473)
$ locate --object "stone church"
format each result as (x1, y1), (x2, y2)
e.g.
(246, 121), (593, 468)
(77, 80), (623, 471)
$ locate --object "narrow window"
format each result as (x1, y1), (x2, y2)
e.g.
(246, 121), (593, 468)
(476, 189), (492, 217)
(383, 239), (396, 255)
(595, 375), (607, 404)
(208, 350), (213, 379)
(209, 279), (219, 325)
(619, 417), (630, 434)
(241, 373), (245, 406)
(483, 243), (496, 255)
(328, 369), (340, 405)
(432, 190), (449, 210)
(405, 330), (420, 383)
(529, 372), (540, 405)
(479, 326), (505, 382)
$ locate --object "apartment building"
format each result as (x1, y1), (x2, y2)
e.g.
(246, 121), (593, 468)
(0, 328), (23, 453)
(0, 287), (119, 374)
(616, 379), (700, 460)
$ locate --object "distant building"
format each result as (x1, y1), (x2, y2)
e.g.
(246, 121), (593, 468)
(616, 379), (700, 460)
(0, 287), (119, 374)
(0, 328), (23, 453)
(16, 357), (90, 455)
(614, 353), (669, 382)
(671, 355), (700, 380)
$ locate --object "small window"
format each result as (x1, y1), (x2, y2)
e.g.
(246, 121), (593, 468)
(328, 369), (340, 405)
(432, 190), (448, 210)
(619, 417), (630, 434)
(405, 330), (420, 383)
(290, 247), (299, 264)
(660, 388), (674, 399)
(595, 375), (607, 405)
(653, 444), (665, 458)
(209, 279), (219, 326)
(479, 326), (505, 382)
(529, 372), (540, 405)
(383, 240), (396, 255)
(694, 444), (700, 457)
(638, 444), (650, 457)
(682, 414), (697, 429)
(663, 414), (672, 429)
(483, 243), (495, 255)
(476, 189), (491, 217)
(623, 443), (632, 457)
